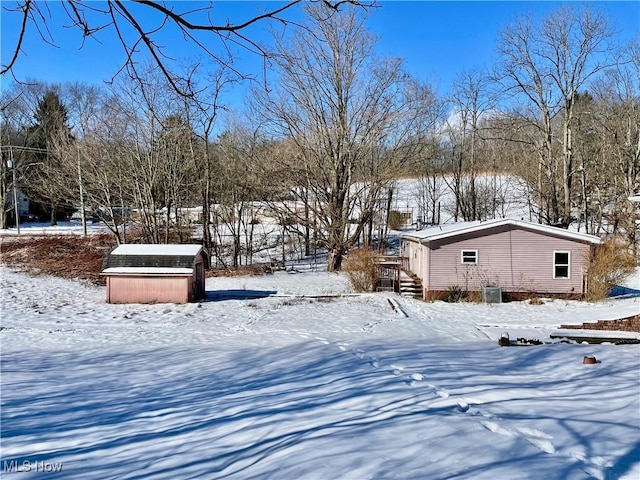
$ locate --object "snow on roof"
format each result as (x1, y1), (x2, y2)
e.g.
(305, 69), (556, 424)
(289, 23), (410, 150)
(399, 218), (601, 244)
(101, 267), (193, 275)
(110, 244), (204, 256)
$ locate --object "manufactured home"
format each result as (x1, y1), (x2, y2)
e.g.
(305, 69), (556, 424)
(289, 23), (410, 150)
(400, 219), (601, 300)
(101, 244), (208, 304)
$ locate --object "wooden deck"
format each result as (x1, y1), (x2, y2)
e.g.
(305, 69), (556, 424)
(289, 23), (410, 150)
(374, 257), (421, 297)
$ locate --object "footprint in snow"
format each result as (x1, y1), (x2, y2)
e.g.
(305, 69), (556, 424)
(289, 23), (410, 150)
(481, 421), (557, 455)
(406, 373), (425, 386)
(516, 427), (553, 440)
(514, 427), (556, 454)
(569, 451), (611, 468)
(424, 383), (449, 398)
(481, 421), (513, 436)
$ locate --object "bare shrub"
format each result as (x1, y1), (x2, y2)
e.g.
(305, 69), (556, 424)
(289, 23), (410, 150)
(444, 285), (464, 303)
(343, 248), (379, 292)
(586, 239), (636, 301)
(465, 290), (483, 303)
(207, 264), (270, 278)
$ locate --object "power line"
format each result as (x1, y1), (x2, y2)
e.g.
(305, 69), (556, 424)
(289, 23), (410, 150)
(0, 145), (49, 153)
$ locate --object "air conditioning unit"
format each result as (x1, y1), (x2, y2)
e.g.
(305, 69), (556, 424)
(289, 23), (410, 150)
(482, 286), (502, 304)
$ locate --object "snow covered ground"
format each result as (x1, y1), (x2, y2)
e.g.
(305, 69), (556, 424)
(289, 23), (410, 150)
(1, 266), (639, 479)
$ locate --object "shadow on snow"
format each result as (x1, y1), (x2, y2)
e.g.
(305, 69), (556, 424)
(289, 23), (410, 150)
(1, 341), (638, 479)
(204, 289), (278, 302)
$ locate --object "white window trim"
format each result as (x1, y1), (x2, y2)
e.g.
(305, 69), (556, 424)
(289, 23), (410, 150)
(461, 249), (478, 265)
(553, 251), (571, 279)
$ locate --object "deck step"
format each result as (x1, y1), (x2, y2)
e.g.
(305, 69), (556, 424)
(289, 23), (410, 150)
(399, 270), (422, 298)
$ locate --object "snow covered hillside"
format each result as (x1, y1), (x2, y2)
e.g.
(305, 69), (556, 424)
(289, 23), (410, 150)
(1, 267), (639, 479)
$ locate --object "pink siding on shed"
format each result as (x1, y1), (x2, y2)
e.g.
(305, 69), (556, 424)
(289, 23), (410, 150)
(421, 225), (592, 296)
(106, 276), (190, 304)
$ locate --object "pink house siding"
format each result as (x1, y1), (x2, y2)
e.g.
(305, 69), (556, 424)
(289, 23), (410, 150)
(427, 227), (590, 295)
(106, 276), (191, 304)
(401, 220), (600, 299)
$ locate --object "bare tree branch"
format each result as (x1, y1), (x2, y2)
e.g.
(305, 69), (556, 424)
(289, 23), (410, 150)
(2, 0), (374, 97)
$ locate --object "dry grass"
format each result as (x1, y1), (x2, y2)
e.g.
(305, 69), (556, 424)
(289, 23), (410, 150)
(0, 234), (275, 284)
(0, 235), (115, 285)
(207, 264), (272, 278)
(586, 239), (636, 302)
(528, 297), (545, 305)
(343, 248), (379, 292)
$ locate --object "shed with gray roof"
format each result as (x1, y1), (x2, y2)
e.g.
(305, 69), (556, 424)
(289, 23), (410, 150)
(101, 244), (209, 303)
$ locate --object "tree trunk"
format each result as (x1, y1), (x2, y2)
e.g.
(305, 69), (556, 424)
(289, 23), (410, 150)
(50, 202), (57, 226)
(327, 245), (345, 272)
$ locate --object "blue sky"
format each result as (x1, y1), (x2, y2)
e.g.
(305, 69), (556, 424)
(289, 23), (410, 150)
(1, 1), (639, 107)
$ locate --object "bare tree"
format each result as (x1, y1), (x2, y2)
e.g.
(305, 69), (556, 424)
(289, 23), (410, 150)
(189, 68), (235, 252)
(2, 0), (371, 97)
(256, 5), (436, 270)
(496, 5), (615, 226)
(590, 39), (640, 247)
(444, 68), (498, 221)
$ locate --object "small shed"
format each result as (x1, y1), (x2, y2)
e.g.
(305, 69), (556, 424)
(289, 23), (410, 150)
(101, 244), (208, 304)
(400, 219), (601, 300)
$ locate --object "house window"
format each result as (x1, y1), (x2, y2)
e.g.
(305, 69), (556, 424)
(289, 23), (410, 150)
(461, 250), (478, 265)
(553, 251), (570, 279)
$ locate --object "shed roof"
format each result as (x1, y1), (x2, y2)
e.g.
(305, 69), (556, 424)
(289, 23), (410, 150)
(101, 267), (193, 275)
(102, 244), (208, 272)
(109, 244), (204, 256)
(399, 219), (601, 244)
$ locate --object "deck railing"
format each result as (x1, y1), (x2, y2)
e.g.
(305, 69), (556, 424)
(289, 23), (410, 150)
(376, 256), (409, 272)
(374, 256), (410, 292)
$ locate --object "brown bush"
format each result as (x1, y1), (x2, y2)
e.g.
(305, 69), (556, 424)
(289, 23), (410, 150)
(586, 239), (636, 301)
(343, 248), (379, 292)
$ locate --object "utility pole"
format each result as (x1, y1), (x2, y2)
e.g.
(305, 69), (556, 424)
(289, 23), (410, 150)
(8, 147), (20, 235)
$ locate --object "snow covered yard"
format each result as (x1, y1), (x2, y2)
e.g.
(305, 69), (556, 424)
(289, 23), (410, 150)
(1, 267), (639, 479)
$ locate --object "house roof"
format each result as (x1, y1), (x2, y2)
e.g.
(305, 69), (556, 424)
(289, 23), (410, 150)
(399, 219), (601, 245)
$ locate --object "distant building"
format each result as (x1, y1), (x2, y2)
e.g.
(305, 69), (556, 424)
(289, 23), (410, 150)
(7, 188), (30, 218)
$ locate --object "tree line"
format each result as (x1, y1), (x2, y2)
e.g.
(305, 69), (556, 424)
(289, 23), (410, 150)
(1, 4), (638, 270)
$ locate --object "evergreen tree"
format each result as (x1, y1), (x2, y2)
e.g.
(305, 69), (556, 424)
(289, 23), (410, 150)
(26, 90), (73, 225)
